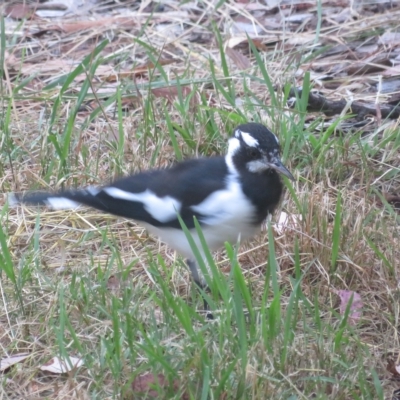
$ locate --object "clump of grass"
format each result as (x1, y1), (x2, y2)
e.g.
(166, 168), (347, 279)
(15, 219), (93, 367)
(1, 4), (399, 400)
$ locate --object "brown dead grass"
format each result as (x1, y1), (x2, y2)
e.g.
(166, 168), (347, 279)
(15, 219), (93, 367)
(1, 0), (400, 398)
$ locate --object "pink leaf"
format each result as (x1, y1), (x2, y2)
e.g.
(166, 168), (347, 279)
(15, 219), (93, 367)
(335, 290), (363, 325)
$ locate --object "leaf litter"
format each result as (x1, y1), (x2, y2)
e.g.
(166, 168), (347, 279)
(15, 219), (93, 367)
(1, 0), (400, 398)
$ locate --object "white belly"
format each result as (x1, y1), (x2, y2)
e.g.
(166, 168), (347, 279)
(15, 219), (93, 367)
(144, 220), (259, 260)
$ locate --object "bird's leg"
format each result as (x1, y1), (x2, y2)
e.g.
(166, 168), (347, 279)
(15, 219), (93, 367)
(186, 259), (214, 320)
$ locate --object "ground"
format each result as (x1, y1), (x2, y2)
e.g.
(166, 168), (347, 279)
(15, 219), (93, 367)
(1, 0), (400, 399)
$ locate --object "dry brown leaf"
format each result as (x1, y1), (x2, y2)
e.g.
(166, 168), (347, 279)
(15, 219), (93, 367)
(40, 356), (83, 373)
(225, 47), (251, 70)
(286, 34), (316, 46)
(152, 86), (193, 103)
(284, 13), (313, 23)
(234, 2), (270, 11)
(4, 4), (36, 20)
(6, 58), (118, 82)
(107, 275), (121, 291)
(0, 353), (30, 371)
(387, 360), (400, 379)
(232, 20), (263, 35)
(379, 31), (400, 46)
(344, 54), (391, 75)
(384, 193), (400, 209)
(105, 59), (178, 82)
(34, 16), (136, 35)
(131, 373), (189, 399)
(226, 36), (272, 50)
(281, 1), (315, 11)
(334, 290), (362, 325)
(382, 66), (400, 77)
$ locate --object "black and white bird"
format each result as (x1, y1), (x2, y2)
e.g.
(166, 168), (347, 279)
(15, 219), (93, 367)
(10, 123), (294, 312)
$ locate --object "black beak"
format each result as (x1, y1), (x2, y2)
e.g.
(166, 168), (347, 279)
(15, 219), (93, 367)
(268, 158), (295, 181)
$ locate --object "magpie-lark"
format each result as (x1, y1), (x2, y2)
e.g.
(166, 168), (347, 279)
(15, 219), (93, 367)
(10, 123), (294, 313)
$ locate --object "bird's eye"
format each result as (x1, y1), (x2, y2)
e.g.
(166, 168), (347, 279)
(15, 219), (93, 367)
(249, 148), (258, 159)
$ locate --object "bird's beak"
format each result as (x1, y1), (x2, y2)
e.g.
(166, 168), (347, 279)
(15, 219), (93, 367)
(268, 158), (295, 181)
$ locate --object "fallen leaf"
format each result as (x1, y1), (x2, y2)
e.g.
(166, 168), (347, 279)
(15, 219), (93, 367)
(4, 4), (36, 20)
(387, 360), (400, 378)
(284, 13), (313, 23)
(384, 193), (400, 209)
(6, 58), (120, 82)
(225, 47), (251, 70)
(266, 0), (281, 7)
(334, 290), (362, 325)
(382, 65), (400, 77)
(151, 86), (195, 104)
(40, 356), (83, 373)
(379, 31), (400, 46)
(131, 373), (189, 399)
(232, 21), (263, 35)
(226, 35), (273, 50)
(0, 353), (30, 371)
(105, 59), (178, 82)
(274, 212), (302, 234)
(107, 275), (121, 290)
(286, 33), (316, 46)
(32, 16), (136, 36)
(281, 1), (315, 10)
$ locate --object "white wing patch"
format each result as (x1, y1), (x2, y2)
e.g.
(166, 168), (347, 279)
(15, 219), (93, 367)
(241, 131), (259, 147)
(191, 175), (255, 227)
(103, 187), (181, 223)
(46, 197), (80, 209)
(86, 186), (100, 196)
(7, 193), (19, 207)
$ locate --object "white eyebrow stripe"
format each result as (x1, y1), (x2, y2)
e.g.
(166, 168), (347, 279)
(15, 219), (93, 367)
(241, 131), (259, 147)
(273, 133), (279, 145)
(103, 187), (181, 223)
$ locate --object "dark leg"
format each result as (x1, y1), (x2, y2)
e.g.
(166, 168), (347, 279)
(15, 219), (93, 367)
(186, 259), (214, 320)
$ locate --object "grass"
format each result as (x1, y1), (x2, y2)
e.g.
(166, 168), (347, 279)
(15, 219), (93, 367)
(1, 3), (400, 399)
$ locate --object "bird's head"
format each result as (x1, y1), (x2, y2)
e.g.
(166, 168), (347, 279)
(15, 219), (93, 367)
(226, 123), (294, 180)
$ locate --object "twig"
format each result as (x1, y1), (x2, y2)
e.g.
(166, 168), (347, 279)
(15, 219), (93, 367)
(288, 88), (400, 120)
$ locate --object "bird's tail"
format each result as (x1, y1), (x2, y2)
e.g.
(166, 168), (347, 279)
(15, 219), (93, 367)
(8, 187), (107, 211)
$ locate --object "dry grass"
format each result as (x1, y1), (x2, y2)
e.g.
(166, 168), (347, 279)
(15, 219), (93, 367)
(1, 0), (400, 399)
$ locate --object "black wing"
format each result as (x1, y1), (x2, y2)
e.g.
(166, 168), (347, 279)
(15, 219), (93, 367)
(11, 157), (229, 229)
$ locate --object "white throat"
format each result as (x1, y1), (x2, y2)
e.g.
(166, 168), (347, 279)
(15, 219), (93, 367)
(225, 137), (240, 175)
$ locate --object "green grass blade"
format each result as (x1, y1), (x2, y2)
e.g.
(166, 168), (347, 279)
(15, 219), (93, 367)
(248, 36), (278, 111)
(164, 104), (183, 160)
(365, 236), (394, 276)
(0, 204), (15, 283)
(44, 39), (109, 93)
(331, 190), (342, 272)
(267, 219), (279, 295)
